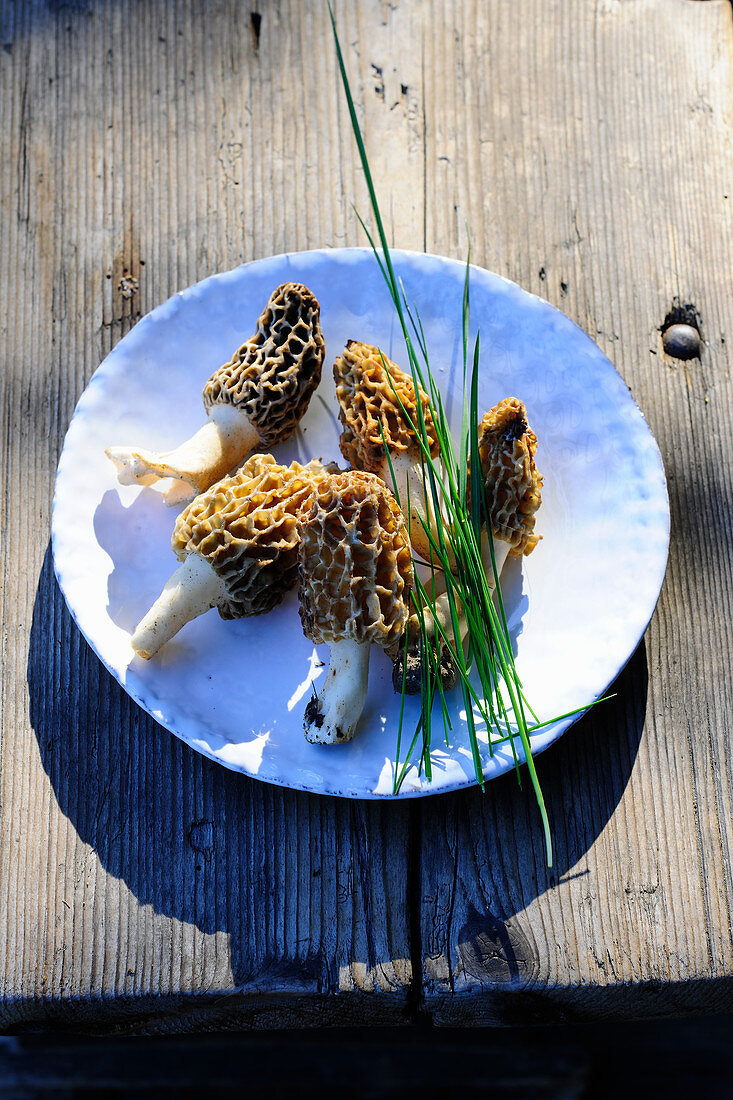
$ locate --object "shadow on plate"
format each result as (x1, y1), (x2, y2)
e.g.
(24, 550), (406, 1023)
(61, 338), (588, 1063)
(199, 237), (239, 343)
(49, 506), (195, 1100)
(93, 487), (178, 634)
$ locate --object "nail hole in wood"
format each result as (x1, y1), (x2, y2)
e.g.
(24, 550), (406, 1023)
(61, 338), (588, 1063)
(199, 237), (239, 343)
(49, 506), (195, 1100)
(250, 11), (262, 50)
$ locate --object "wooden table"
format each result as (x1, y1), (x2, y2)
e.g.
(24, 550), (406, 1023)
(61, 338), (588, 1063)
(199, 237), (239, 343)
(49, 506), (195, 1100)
(2, 0), (732, 1032)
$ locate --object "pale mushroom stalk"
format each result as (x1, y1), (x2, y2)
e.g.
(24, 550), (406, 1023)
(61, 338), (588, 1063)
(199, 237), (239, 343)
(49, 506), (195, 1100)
(394, 544), (506, 694)
(107, 405), (260, 505)
(107, 283), (325, 505)
(481, 533), (512, 590)
(132, 554), (227, 659)
(426, 535), (511, 658)
(304, 639), (370, 744)
(429, 532), (510, 628)
(384, 452), (451, 567)
(131, 455), (337, 659)
(298, 471), (414, 745)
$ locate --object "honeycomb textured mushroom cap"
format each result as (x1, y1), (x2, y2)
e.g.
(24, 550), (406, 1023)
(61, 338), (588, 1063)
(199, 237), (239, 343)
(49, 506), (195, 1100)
(172, 453), (337, 619)
(333, 341), (439, 472)
(298, 470), (414, 649)
(478, 397), (543, 557)
(202, 283), (325, 447)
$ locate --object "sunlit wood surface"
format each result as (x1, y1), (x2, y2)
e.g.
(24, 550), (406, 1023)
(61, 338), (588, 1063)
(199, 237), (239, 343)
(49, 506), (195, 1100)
(2, 0), (733, 1030)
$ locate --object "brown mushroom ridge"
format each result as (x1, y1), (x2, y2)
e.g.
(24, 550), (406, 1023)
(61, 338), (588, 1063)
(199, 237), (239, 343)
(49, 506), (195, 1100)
(333, 341), (439, 472)
(173, 453), (336, 619)
(202, 283), (325, 447)
(478, 397), (543, 557)
(298, 470), (414, 648)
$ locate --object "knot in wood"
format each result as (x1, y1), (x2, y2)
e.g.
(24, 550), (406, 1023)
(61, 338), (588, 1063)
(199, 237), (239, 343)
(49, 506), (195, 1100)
(188, 820), (214, 854)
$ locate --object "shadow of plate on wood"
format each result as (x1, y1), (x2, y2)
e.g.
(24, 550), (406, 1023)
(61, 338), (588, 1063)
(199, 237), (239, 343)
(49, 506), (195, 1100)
(26, 548), (647, 1020)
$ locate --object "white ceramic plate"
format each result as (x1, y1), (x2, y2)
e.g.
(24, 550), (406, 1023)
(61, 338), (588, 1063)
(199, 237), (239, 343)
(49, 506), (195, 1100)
(52, 248), (669, 798)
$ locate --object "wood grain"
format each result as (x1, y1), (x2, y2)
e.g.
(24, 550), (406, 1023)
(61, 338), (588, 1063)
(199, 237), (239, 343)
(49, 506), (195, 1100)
(417, 0), (733, 1022)
(0, 0), (415, 1032)
(1, 0), (732, 1030)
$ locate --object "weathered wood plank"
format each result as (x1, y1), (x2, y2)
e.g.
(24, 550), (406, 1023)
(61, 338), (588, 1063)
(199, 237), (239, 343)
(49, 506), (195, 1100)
(0, 0), (417, 1030)
(2, 0), (733, 1031)
(417, 0), (733, 1021)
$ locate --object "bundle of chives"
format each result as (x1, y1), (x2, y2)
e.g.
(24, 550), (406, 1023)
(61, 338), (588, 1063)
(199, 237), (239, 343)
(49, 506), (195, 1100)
(328, 4), (605, 864)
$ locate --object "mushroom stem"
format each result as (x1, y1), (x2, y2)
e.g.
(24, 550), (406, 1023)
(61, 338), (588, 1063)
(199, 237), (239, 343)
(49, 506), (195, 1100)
(132, 553), (228, 659)
(393, 535), (513, 694)
(106, 404), (260, 505)
(384, 453), (453, 567)
(481, 533), (512, 592)
(304, 639), (371, 744)
(434, 534), (512, 640)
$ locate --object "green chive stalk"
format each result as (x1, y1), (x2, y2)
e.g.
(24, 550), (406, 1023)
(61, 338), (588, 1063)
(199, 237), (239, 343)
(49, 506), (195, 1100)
(329, 4), (609, 865)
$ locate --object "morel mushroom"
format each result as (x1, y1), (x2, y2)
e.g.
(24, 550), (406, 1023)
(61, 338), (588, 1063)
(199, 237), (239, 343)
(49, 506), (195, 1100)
(298, 470), (414, 744)
(392, 397), (542, 694)
(333, 340), (442, 562)
(107, 283), (325, 505)
(477, 396), (543, 583)
(131, 454), (337, 659)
